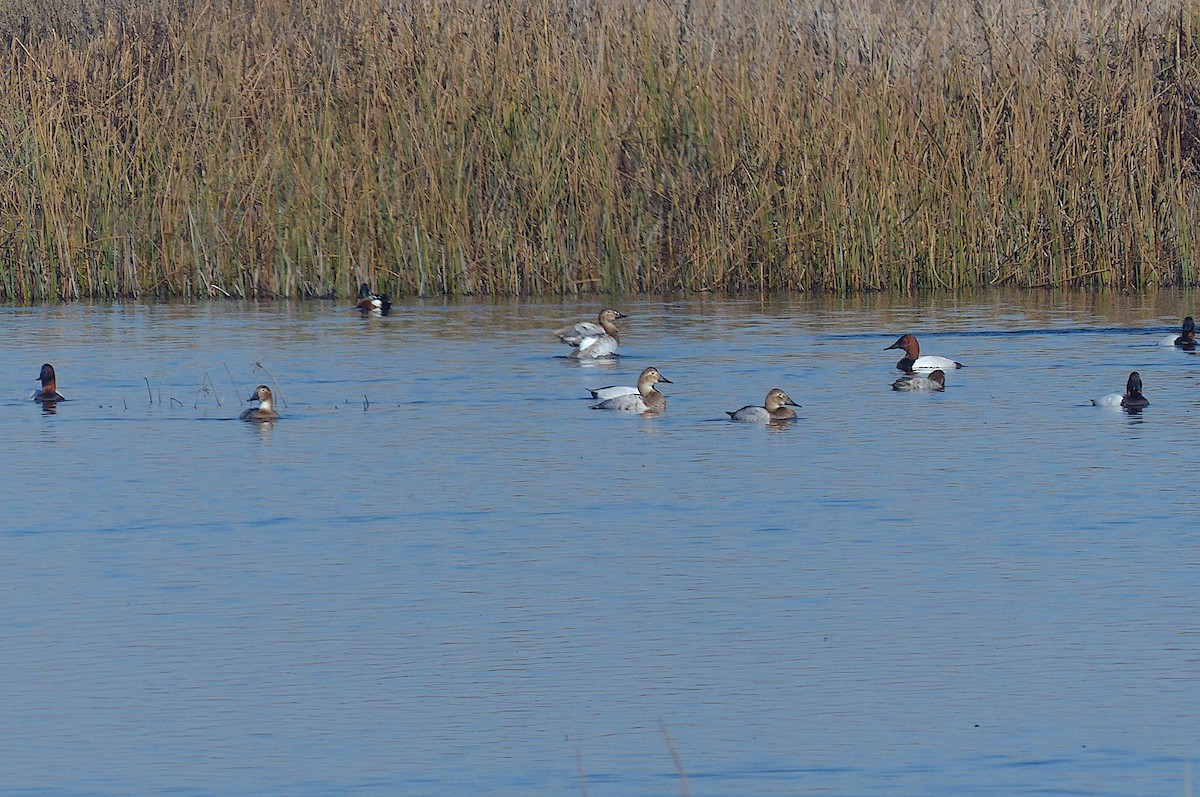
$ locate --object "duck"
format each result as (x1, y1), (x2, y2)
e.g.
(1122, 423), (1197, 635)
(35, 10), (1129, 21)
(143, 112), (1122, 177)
(891, 369), (946, 392)
(591, 367), (670, 414)
(556, 308), (625, 359)
(31, 363), (66, 402)
(240, 385), (280, 422)
(726, 388), (801, 423)
(1175, 316), (1196, 349)
(885, 334), (963, 372)
(356, 283), (391, 316)
(1091, 371), (1149, 409)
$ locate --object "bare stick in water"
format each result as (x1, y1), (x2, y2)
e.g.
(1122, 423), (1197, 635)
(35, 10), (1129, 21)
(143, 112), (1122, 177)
(196, 372), (222, 409)
(659, 720), (691, 797)
(144, 377), (153, 404)
(576, 747), (588, 797)
(223, 362), (242, 407)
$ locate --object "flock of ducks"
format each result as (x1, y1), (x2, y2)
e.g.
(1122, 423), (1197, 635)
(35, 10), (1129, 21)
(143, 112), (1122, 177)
(553, 308), (954, 421)
(26, 292), (1197, 423)
(548, 306), (1199, 419)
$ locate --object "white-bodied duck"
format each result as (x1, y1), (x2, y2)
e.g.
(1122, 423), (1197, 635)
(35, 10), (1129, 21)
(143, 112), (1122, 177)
(556, 308), (625, 359)
(885, 334), (963, 373)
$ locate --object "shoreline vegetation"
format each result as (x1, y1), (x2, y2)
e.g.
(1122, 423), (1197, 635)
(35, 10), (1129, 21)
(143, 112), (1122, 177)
(1, 0), (1200, 300)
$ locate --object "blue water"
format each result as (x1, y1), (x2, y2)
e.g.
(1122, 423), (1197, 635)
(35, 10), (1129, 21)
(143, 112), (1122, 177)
(1, 293), (1198, 796)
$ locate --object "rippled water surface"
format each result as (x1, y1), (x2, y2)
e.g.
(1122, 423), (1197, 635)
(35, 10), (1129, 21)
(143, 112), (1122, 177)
(3, 291), (1200, 796)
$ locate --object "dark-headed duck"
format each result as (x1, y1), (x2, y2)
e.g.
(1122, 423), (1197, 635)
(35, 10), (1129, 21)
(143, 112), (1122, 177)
(1092, 371), (1149, 410)
(356, 283), (391, 316)
(1175, 316), (1196, 349)
(32, 363), (66, 402)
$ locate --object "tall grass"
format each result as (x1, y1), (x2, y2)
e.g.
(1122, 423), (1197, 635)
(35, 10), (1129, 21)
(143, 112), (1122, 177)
(0, 0), (1198, 299)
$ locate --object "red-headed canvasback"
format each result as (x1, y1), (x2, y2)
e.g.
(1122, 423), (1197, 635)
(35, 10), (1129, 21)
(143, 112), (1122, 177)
(885, 334), (964, 373)
(31, 363), (66, 402)
(726, 388), (800, 422)
(240, 385), (280, 422)
(356, 283), (391, 316)
(556, 308), (625, 359)
(591, 367), (670, 414)
(891, 369), (946, 392)
(1091, 371), (1149, 409)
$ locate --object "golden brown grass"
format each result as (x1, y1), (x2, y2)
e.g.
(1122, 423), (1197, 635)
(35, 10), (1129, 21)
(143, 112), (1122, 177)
(0, 0), (1198, 299)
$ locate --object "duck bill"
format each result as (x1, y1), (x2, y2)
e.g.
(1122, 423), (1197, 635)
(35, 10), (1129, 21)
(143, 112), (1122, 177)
(657, 376), (673, 384)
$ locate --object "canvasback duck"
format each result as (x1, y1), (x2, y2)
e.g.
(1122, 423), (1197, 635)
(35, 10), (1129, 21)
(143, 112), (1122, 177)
(885, 334), (963, 372)
(726, 388), (801, 422)
(240, 385), (280, 422)
(891, 369), (946, 392)
(556, 308), (625, 359)
(1091, 371), (1149, 409)
(31, 363), (65, 402)
(356, 283), (391, 316)
(1175, 316), (1196, 349)
(591, 367), (670, 414)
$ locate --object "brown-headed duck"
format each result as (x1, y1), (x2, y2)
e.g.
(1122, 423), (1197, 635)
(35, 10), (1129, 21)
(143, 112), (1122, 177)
(726, 388), (801, 422)
(556, 308), (626, 359)
(591, 367), (670, 414)
(240, 385), (280, 422)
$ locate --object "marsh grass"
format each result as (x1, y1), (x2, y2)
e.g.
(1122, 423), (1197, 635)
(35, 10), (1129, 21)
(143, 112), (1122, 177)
(1, 0), (1200, 299)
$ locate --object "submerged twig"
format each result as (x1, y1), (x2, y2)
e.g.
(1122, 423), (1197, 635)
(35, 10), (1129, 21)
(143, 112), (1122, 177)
(223, 362), (241, 404)
(659, 720), (690, 797)
(576, 747), (588, 797)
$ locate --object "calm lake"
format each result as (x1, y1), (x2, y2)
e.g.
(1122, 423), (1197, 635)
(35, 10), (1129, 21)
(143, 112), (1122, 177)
(2, 290), (1199, 796)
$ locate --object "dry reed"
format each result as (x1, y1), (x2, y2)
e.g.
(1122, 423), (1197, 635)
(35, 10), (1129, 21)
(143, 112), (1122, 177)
(0, 0), (1198, 299)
